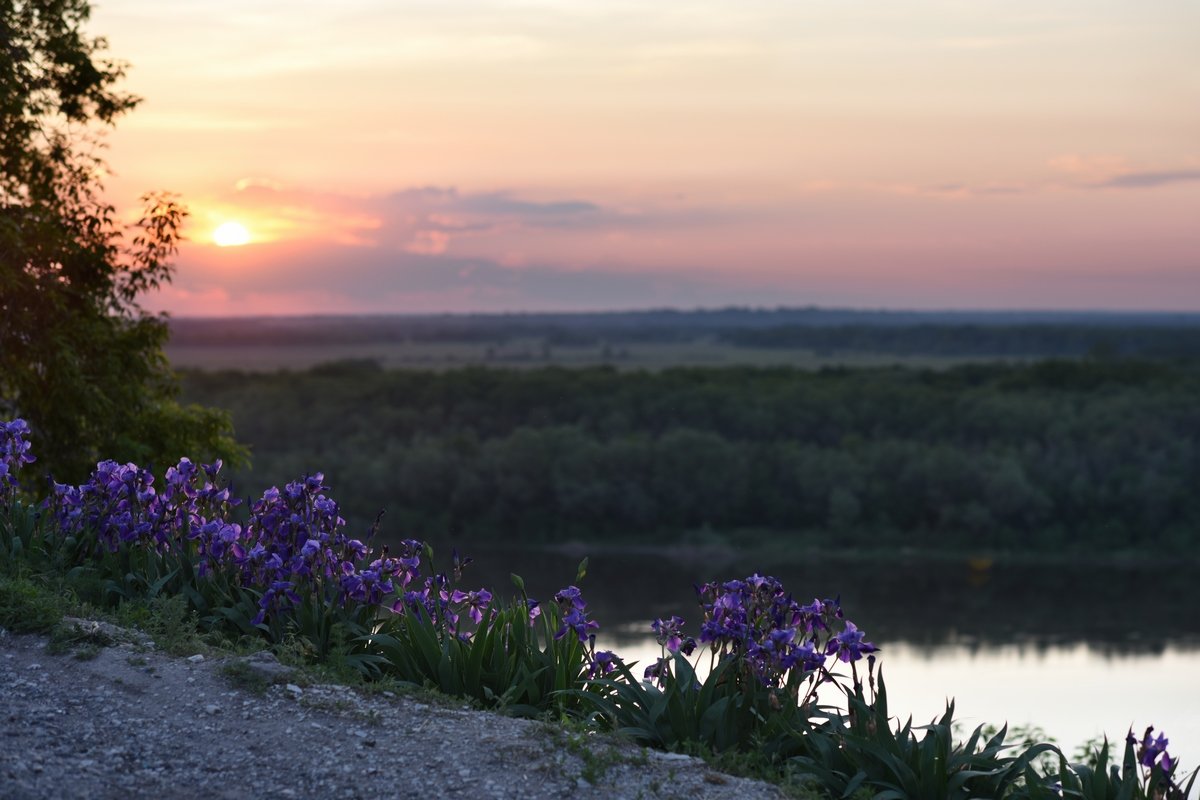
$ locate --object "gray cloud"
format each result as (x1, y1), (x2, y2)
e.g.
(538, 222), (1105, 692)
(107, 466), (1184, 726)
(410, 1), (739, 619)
(1100, 169), (1200, 189)
(382, 187), (602, 229)
(177, 241), (727, 309)
(455, 192), (600, 217)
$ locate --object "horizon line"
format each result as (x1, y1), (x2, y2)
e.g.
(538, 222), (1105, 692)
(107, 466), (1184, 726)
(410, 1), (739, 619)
(162, 306), (1200, 322)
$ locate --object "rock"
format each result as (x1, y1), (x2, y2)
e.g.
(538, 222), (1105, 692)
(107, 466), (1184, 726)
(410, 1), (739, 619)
(286, 683), (303, 698)
(60, 616), (153, 648)
(233, 650), (295, 683)
(654, 751), (694, 762)
(204, 704), (220, 715)
(186, 654), (205, 663)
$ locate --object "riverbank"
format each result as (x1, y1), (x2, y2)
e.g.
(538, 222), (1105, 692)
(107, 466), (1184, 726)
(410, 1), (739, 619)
(0, 619), (787, 800)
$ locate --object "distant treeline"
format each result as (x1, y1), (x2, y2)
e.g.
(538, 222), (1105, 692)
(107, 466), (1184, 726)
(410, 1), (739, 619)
(723, 324), (1200, 357)
(177, 359), (1200, 554)
(168, 310), (1200, 358)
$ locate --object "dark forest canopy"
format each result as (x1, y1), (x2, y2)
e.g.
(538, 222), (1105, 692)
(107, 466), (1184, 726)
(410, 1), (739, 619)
(179, 359), (1200, 556)
(167, 310), (1200, 358)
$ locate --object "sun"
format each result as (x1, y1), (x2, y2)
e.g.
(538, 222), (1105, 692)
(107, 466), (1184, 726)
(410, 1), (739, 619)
(212, 221), (252, 247)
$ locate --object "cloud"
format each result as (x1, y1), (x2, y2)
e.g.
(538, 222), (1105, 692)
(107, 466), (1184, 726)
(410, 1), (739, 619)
(404, 230), (450, 255)
(1047, 156), (1200, 191)
(199, 180), (740, 266)
(462, 194), (601, 220)
(1099, 170), (1200, 189)
(171, 237), (729, 313)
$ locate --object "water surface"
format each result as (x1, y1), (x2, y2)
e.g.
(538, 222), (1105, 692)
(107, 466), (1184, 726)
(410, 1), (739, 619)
(420, 542), (1200, 754)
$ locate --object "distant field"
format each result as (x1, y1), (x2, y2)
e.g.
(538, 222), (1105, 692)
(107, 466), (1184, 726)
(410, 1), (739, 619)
(165, 339), (1019, 372)
(165, 311), (1200, 371)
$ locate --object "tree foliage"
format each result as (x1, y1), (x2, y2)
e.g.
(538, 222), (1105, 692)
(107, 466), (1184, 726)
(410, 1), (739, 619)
(0, 0), (245, 481)
(181, 359), (1200, 553)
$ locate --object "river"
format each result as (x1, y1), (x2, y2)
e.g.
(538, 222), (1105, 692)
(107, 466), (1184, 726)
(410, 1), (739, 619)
(422, 542), (1200, 757)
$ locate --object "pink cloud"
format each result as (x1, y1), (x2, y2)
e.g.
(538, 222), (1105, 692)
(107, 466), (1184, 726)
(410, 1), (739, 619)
(405, 229), (450, 255)
(144, 174), (1200, 317)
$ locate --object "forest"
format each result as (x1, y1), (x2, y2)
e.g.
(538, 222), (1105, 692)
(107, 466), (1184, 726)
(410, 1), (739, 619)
(169, 310), (1200, 358)
(178, 357), (1200, 556)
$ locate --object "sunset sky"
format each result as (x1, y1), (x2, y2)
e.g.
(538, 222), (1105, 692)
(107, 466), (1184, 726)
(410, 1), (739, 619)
(90, 0), (1199, 315)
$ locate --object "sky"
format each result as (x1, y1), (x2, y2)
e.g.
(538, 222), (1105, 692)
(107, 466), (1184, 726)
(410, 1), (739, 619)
(89, 0), (1200, 315)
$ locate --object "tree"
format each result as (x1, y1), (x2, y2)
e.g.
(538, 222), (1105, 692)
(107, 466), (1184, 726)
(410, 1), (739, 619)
(0, 0), (246, 481)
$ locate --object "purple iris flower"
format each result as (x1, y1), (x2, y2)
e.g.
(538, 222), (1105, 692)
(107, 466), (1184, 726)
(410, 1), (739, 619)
(1137, 728), (1170, 768)
(553, 586), (587, 611)
(450, 588), (492, 624)
(451, 548), (474, 581)
(555, 608), (599, 643)
(643, 657), (669, 683)
(826, 621), (878, 663)
(651, 616), (686, 652)
(588, 650), (619, 679)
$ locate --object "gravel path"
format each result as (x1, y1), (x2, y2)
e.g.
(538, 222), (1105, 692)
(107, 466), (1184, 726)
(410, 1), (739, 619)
(0, 622), (787, 799)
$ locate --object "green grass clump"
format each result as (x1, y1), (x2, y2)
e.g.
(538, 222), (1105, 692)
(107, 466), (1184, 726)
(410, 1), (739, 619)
(0, 574), (65, 633)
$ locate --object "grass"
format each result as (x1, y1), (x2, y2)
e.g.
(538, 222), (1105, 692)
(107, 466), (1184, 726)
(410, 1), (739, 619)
(0, 573), (68, 633)
(220, 660), (276, 695)
(547, 719), (646, 786)
(166, 339), (1015, 373)
(46, 622), (113, 657)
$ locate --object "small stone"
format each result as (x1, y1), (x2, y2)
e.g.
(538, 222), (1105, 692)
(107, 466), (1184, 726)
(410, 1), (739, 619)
(286, 684), (303, 698)
(28, 663), (41, 670)
(382, 690), (395, 699)
(233, 650), (295, 683)
(187, 654), (205, 663)
(204, 704), (220, 715)
(655, 751), (693, 762)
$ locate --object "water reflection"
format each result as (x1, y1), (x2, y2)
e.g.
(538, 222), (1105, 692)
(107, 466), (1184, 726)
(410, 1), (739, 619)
(409, 541), (1198, 751)
(426, 542), (1200, 651)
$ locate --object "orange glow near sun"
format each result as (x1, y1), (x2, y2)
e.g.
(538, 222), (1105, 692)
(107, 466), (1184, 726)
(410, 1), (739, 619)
(212, 221), (252, 247)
